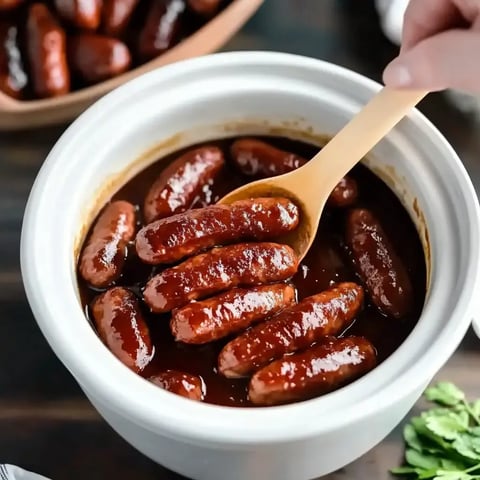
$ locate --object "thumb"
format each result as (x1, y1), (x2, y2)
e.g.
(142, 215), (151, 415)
(383, 29), (480, 92)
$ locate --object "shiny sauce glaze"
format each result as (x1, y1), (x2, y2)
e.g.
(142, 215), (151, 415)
(78, 136), (426, 407)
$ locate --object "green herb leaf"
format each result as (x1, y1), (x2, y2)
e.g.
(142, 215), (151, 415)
(425, 383), (466, 407)
(425, 411), (469, 440)
(424, 446), (451, 456)
(468, 436), (480, 455)
(391, 466), (422, 475)
(441, 458), (470, 471)
(418, 469), (444, 479)
(390, 466), (440, 478)
(391, 383), (480, 479)
(452, 435), (480, 461)
(412, 416), (453, 450)
(406, 449), (442, 470)
(470, 401), (480, 419)
(405, 424), (424, 452)
(433, 472), (471, 480)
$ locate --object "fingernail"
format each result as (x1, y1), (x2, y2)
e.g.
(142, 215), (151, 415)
(383, 62), (412, 87)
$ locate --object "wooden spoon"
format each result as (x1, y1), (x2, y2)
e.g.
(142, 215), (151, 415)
(218, 86), (427, 261)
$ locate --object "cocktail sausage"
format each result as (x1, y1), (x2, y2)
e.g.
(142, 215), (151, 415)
(79, 200), (136, 288)
(345, 208), (413, 318)
(143, 242), (299, 312)
(136, 197), (299, 265)
(218, 282), (364, 378)
(91, 287), (154, 373)
(171, 284), (296, 344)
(143, 145), (224, 224)
(249, 336), (376, 405)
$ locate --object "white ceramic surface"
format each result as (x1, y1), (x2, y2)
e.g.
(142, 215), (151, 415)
(20, 52), (480, 480)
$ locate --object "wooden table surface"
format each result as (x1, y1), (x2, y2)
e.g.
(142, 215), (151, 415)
(1, 1), (479, 479)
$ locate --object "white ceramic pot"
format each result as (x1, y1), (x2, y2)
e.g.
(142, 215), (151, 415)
(20, 52), (480, 480)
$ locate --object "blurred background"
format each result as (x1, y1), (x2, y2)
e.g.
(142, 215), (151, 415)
(1, 1), (479, 479)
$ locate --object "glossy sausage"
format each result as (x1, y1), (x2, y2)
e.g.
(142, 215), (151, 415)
(137, 197), (300, 265)
(187, 0), (220, 16)
(138, 0), (186, 61)
(102, 0), (139, 36)
(345, 208), (413, 318)
(0, 22), (28, 99)
(218, 282), (364, 378)
(230, 138), (306, 177)
(79, 200), (136, 288)
(230, 138), (358, 207)
(148, 370), (205, 400)
(143, 242), (299, 313)
(171, 283), (297, 344)
(326, 176), (358, 208)
(0, 0), (23, 11)
(249, 336), (377, 406)
(26, 3), (70, 98)
(143, 145), (224, 224)
(91, 287), (154, 373)
(68, 34), (131, 83)
(54, 0), (102, 30)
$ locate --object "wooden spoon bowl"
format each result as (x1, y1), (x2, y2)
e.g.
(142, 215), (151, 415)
(219, 87), (427, 261)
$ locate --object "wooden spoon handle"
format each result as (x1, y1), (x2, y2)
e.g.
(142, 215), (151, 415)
(301, 87), (427, 193)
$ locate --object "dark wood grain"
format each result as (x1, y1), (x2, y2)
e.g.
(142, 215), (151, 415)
(1, 1), (479, 479)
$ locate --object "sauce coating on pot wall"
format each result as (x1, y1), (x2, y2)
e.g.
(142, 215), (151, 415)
(78, 135), (426, 407)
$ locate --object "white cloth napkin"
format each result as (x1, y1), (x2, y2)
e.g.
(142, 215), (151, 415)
(0, 465), (51, 480)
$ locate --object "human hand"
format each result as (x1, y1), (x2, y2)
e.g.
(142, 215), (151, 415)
(383, 0), (480, 92)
